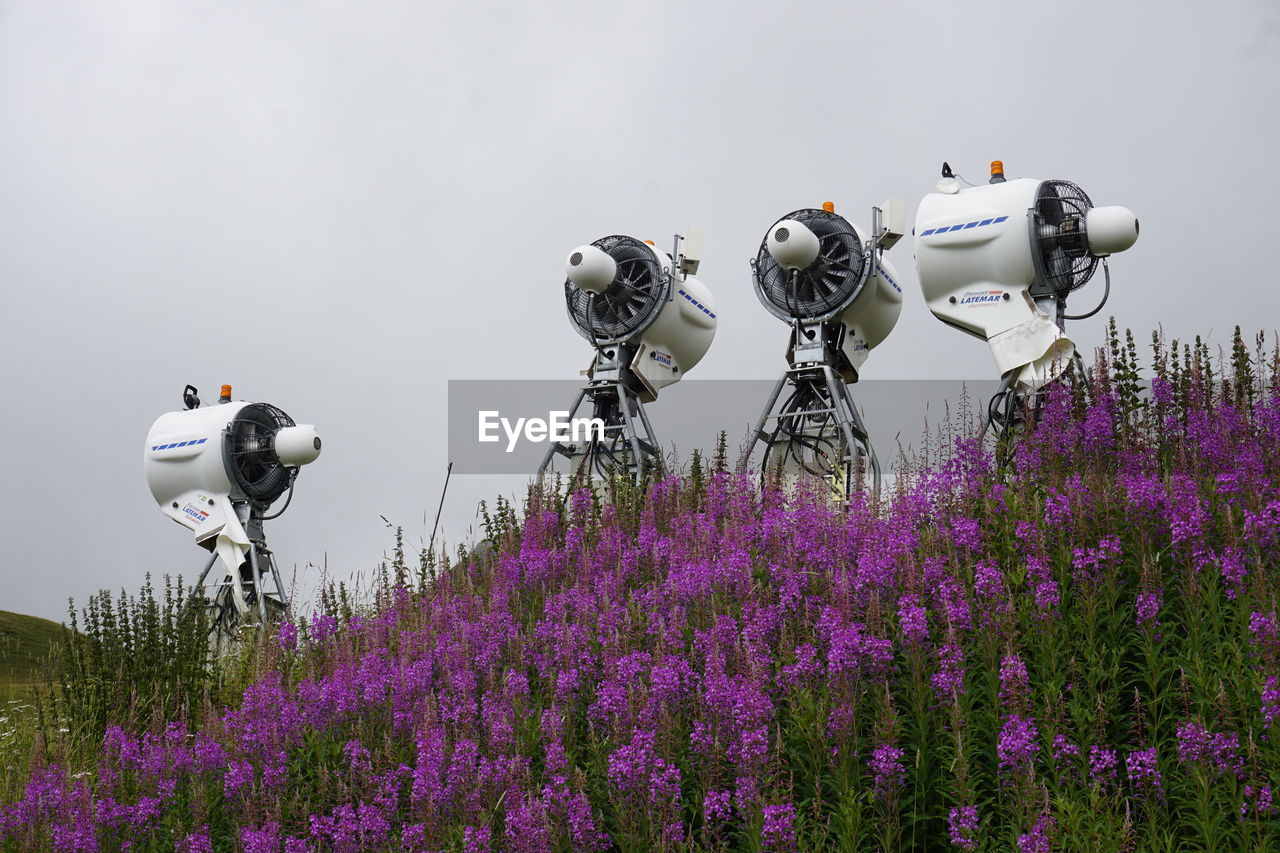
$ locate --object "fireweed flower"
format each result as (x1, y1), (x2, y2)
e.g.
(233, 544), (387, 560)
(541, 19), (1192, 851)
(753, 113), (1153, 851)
(997, 714), (1039, 776)
(1032, 580), (1060, 614)
(1135, 590), (1162, 628)
(949, 517), (983, 552)
(1088, 745), (1119, 790)
(897, 594), (930, 647)
(761, 802), (798, 852)
(1082, 394), (1116, 453)
(1176, 721), (1244, 778)
(947, 805), (979, 850)
(278, 620), (299, 652)
(998, 655), (1029, 709)
(241, 822), (281, 853)
(1262, 676), (1280, 731)
(1242, 784), (1277, 818)
(1219, 547), (1248, 599)
(1211, 731), (1244, 778)
(178, 828), (214, 853)
(869, 743), (905, 797)
(930, 643), (966, 701)
(1176, 720), (1212, 764)
(973, 561), (1003, 601)
(1126, 747), (1163, 800)
(703, 789), (732, 824)
(1017, 813), (1054, 853)
(463, 824), (493, 853)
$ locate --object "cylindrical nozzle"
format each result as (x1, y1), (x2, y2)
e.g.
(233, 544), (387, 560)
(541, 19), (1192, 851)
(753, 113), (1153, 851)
(565, 244), (618, 294)
(1085, 206), (1140, 256)
(274, 425), (322, 467)
(766, 219), (821, 271)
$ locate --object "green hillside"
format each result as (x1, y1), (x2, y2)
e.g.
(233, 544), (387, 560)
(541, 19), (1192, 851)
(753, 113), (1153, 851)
(0, 610), (65, 703)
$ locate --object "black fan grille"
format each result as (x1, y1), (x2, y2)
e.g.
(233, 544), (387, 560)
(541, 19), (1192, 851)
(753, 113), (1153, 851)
(225, 403), (295, 503)
(754, 209), (867, 321)
(1032, 180), (1098, 295)
(565, 235), (668, 343)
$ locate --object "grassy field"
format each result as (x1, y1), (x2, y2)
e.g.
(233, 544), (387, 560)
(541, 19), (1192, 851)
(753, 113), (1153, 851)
(0, 609), (64, 703)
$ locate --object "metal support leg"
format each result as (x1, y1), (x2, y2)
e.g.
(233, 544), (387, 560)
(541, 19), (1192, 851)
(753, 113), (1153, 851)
(823, 365), (879, 499)
(737, 375), (788, 476)
(741, 363), (882, 501)
(537, 386), (588, 484)
(537, 378), (663, 485)
(249, 545), (267, 624)
(194, 550), (219, 591)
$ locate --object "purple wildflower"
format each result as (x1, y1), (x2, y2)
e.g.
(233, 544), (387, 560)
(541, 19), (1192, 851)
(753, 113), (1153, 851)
(1088, 745), (1119, 789)
(1243, 784), (1277, 818)
(463, 825), (493, 853)
(1033, 580), (1060, 614)
(930, 643), (966, 701)
(1017, 813), (1054, 853)
(998, 655), (1029, 709)
(997, 714), (1039, 775)
(1135, 590), (1162, 627)
(761, 802), (798, 852)
(869, 742), (905, 797)
(947, 804), (979, 850)
(278, 620), (299, 652)
(1052, 734), (1080, 767)
(703, 789), (732, 824)
(1126, 747), (1163, 800)
(1263, 675), (1280, 730)
(897, 594), (930, 647)
(178, 829), (214, 853)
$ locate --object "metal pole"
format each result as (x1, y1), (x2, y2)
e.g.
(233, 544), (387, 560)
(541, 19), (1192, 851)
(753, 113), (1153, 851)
(738, 374), (788, 475)
(429, 461), (453, 555)
(194, 550), (219, 591)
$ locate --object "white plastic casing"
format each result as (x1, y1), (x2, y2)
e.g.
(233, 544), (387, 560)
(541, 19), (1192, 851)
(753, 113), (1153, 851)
(838, 232), (904, 371)
(145, 402), (255, 608)
(766, 219), (821, 271)
(915, 178), (1073, 389)
(629, 244), (717, 398)
(146, 402), (249, 542)
(274, 425), (322, 467)
(1085, 206), (1139, 256)
(565, 244), (617, 294)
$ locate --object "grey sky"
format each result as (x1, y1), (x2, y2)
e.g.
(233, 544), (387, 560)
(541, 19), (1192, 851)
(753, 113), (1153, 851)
(2, 1), (1277, 622)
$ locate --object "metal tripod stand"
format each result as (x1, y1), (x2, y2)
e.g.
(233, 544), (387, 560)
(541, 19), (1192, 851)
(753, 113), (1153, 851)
(193, 499), (290, 651)
(738, 320), (880, 500)
(537, 343), (665, 484)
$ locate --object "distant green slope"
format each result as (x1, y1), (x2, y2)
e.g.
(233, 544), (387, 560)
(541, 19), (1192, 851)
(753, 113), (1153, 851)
(0, 610), (65, 703)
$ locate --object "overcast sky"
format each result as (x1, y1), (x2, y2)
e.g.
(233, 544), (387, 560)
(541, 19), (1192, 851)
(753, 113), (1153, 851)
(2, 1), (1277, 623)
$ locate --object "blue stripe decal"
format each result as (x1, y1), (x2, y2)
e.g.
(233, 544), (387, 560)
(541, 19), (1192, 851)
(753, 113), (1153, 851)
(875, 265), (902, 293)
(150, 437), (208, 452)
(921, 215), (1009, 238)
(678, 288), (717, 320)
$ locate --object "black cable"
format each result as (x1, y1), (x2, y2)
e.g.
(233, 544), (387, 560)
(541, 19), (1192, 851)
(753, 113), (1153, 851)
(1063, 258), (1111, 321)
(261, 471), (298, 520)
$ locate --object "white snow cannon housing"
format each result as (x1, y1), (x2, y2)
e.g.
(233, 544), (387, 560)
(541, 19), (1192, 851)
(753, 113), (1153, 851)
(145, 395), (320, 609)
(915, 171), (1138, 389)
(753, 206), (904, 379)
(564, 234), (716, 401)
